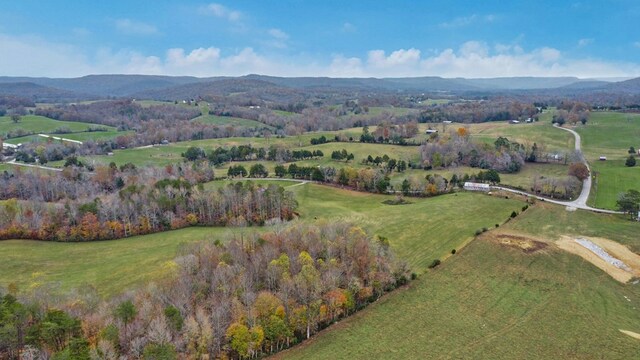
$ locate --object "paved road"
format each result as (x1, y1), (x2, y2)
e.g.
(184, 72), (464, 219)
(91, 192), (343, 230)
(554, 125), (592, 208)
(493, 124), (621, 214)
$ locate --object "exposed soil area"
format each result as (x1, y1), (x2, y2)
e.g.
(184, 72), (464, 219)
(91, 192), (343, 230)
(489, 233), (548, 254)
(557, 235), (640, 283)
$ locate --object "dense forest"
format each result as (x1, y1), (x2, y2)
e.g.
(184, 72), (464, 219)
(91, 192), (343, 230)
(0, 221), (410, 359)
(0, 164), (297, 241)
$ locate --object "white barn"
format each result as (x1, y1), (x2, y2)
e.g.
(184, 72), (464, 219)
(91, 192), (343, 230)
(463, 182), (490, 192)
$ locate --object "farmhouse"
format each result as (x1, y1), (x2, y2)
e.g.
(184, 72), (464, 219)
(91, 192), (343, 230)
(463, 182), (490, 192)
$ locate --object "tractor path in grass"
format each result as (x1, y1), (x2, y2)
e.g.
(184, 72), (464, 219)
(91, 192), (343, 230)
(6, 159), (63, 172)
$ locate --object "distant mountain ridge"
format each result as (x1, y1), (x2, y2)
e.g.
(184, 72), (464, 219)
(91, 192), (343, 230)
(0, 74), (638, 102)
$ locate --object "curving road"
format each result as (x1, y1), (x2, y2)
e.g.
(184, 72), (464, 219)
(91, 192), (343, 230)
(492, 124), (621, 214)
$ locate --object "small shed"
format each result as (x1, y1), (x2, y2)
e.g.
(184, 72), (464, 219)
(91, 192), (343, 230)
(463, 182), (490, 192)
(425, 129), (438, 134)
(599, 156), (607, 161)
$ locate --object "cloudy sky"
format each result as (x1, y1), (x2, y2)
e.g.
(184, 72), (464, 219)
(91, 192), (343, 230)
(2, 0), (640, 78)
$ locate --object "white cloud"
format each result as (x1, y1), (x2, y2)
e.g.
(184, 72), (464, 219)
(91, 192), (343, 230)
(265, 28), (289, 48)
(577, 38), (593, 47)
(634, 41), (640, 48)
(201, 3), (242, 22)
(115, 19), (158, 35)
(1, 32), (639, 79)
(331, 41), (640, 78)
(367, 48), (421, 71)
(329, 55), (364, 77)
(439, 14), (496, 28)
(268, 28), (289, 40)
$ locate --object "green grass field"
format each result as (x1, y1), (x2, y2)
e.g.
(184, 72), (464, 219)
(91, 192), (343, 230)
(573, 112), (640, 209)
(273, 110), (296, 117)
(192, 114), (272, 129)
(1, 115), (113, 138)
(0, 227), (244, 296)
(277, 203), (640, 360)
(0, 184), (521, 297)
(5, 130), (133, 145)
(338, 106), (419, 119)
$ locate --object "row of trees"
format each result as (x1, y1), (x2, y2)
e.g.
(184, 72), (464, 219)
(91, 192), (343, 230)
(184, 145), (325, 166)
(0, 179), (297, 241)
(417, 100), (539, 123)
(330, 149), (355, 161)
(0, 180), (296, 241)
(362, 154), (408, 172)
(0, 162), (213, 202)
(359, 123), (420, 144)
(0, 221), (410, 359)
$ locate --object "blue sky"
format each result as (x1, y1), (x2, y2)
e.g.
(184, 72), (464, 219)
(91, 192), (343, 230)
(2, 0), (640, 78)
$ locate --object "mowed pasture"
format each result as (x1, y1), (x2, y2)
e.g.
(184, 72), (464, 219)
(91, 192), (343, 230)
(1, 115), (115, 138)
(276, 202), (640, 360)
(0, 184), (522, 296)
(5, 130), (134, 145)
(575, 112), (640, 209)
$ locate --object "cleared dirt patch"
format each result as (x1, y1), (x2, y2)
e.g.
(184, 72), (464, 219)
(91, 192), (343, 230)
(490, 233), (548, 254)
(557, 236), (640, 283)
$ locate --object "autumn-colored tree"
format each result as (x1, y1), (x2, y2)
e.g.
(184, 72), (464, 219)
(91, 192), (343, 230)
(226, 322), (252, 358)
(324, 289), (348, 321)
(568, 162), (589, 181)
(79, 213), (100, 241)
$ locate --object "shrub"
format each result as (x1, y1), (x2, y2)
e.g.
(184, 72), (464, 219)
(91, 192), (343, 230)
(482, 227), (488, 232)
(626, 155), (636, 167)
(495, 223), (499, 228)
(522, 205), (529, 211)
(475, 229), (482, 236)
(411, 272), (418, 280)
(451, 249), (456, 255)
(510, 211), (518, 218)
(428, 259), (441, 269)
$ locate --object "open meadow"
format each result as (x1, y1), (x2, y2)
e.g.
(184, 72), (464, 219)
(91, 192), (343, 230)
(0, 183), (522, 297)
(575, 112), (640, 209)
(192, 114), (274, 129)
(0, 115), (106, 135)
(276, 202), (640, 360)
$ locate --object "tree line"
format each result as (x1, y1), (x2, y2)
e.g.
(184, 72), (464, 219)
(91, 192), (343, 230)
(0, 164), (297, 241)
(183, 145), (325, 166)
